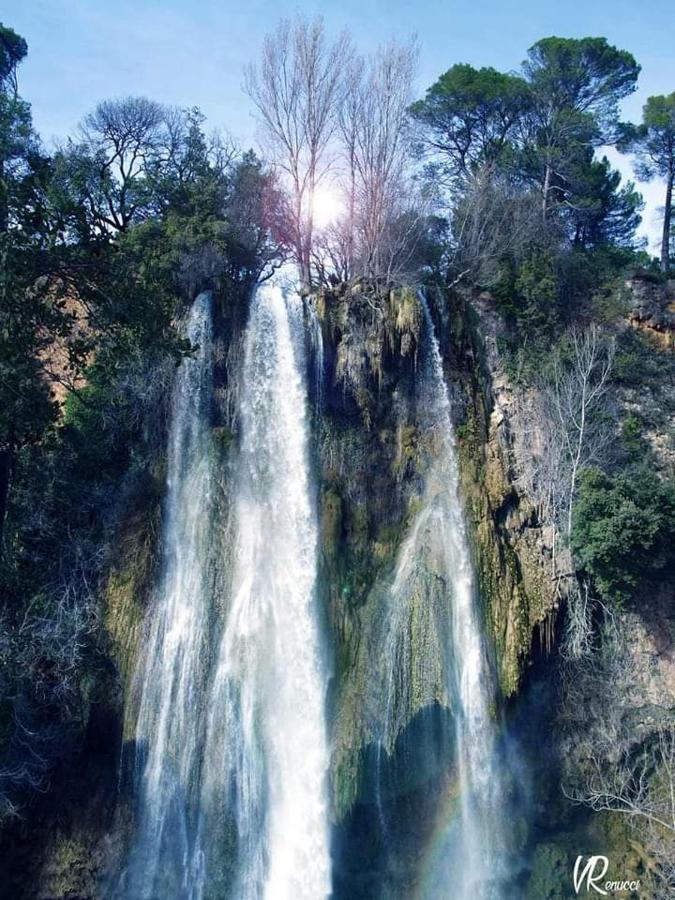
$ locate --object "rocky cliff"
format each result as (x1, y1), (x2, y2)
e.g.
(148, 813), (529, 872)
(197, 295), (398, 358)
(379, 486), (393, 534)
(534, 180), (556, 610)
(3, 276), (673, 898)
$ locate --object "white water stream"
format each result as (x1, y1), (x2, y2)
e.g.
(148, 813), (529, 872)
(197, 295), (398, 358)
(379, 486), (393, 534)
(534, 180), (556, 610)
(201, 282), (331, 900)
(126, 291), (214, 898)
(381, 294), (504, 898)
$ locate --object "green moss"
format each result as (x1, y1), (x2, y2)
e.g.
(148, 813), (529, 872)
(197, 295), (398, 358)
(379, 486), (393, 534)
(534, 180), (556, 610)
(524, 812), (647, 900)
(38, 835), (98, 897)
(211, 425), (235, 449)
(332, 747), (364, 822)
(103, 472), (163, 734)
(391, 424), (419, 475)
(388, 286), (422, 356)
(321, 488), (342, 565)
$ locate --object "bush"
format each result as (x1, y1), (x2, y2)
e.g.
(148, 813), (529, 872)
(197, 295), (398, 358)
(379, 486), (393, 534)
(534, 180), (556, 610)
(571, 466), (675, 605)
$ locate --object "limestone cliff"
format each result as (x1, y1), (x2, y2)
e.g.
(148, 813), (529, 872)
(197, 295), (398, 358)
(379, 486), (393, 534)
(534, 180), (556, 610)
(5, 275), (673, 898)
(313, 282), (559, 819)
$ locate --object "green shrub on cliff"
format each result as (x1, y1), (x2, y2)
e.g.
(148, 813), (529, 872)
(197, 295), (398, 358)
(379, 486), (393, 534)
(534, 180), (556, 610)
(571, 466), (675, 605)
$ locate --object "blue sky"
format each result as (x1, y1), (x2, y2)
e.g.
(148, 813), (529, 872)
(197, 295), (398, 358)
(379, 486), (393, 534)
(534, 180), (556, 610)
(5, 0), (675, 249)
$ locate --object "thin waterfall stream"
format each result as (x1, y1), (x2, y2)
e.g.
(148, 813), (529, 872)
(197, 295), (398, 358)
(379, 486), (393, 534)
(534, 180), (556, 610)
(124, 291), (214, 898)
(377, 293), (505, 899)
(418, 293), (505, 898)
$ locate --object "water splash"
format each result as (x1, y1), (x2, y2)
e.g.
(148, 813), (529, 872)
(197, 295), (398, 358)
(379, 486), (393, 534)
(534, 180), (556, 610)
(201, 281), (331, 900)
(125, 292), (214, 899)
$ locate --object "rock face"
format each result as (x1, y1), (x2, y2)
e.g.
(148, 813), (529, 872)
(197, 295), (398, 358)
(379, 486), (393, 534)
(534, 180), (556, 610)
(622, 590), (675, 727)
(626, 275), (675, 349)
(312, 282), (563, 820)
(311, 283), (440, 817)
(448, 289), (560, 696)
(4, 277), (673, 897)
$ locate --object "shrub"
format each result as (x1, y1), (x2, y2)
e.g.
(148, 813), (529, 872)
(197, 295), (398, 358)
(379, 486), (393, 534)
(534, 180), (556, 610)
(571, 466), (675, 605)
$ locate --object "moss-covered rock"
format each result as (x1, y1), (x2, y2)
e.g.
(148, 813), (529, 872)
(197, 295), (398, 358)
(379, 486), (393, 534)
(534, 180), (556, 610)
(445, 289), (559, 695)
(103, 470), (163, 690)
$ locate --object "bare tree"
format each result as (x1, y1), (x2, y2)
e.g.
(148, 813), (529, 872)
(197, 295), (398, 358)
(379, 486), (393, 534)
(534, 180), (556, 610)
(0, 559), (101, 821)
(344, 40), (419, 281)
(244, 17), (349, 290)
(336, 54), (365, 280)
(78, 96), (167, 232)
(155, 106), (239, 190)
(309, 41), (422, 286)
(518, 324), (615, 539)
(566, 724), (675, 896)
(509, 325), (615, 656)
(449, 168), (542, 286)
(549, 325), (616, 536)
(512, 324), (614, 580)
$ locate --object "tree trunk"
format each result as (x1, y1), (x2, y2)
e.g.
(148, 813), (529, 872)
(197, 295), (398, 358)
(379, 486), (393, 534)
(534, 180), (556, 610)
(542, 161), (552, 221)
(305, 161), (316, 292)
(293, 181), (309, 293)
(661, 171), (673, 272)
(0, 448), (11, 552)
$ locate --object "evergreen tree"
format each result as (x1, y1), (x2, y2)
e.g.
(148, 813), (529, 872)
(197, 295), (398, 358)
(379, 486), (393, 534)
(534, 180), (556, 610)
(619, 93), (675, 270)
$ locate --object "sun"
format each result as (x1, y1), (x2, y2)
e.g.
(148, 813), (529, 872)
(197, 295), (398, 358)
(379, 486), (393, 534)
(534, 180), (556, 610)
(312, 185), (344, 229)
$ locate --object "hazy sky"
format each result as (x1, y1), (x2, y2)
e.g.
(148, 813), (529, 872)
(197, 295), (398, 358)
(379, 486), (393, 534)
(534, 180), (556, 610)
(5, 0), (675, 250)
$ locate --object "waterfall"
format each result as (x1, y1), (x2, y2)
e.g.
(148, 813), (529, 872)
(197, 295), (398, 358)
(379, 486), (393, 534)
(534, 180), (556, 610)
(420, 294), (504, 897)
(124, 292), (214, 899)
(379, 294), (504, 898)
(201, 281), (331, 900)
(120, 282), (500, 899)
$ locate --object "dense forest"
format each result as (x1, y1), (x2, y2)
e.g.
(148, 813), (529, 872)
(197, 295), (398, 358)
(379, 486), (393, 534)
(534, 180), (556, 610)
(1, 15), (674, 900)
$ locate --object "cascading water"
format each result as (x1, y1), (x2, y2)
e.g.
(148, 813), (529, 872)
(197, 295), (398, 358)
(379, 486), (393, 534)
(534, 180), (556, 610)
(424, 296), (504, 897)
(379, 294), (504, 899)
(124, 292), (214, 899)
(120, 282), (500, 900)
(200, 281), (331, 900)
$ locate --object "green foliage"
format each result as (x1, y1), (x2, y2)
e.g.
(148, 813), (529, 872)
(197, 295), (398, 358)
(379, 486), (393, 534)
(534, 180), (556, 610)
(571, 467), (675, 605)
(613, 328), (668, 387)
(620, 413), (647, 460)
(409, 63), (529, 177)
(562, 154), (643, 249)
(490, 251), (554, 353)
(523, 37), (640, 131)
(512, 249), (560, 339)
(0, 28), (70, 559)
(0, 23), (26, 91)
(490, 248), (562, 351)
(416, 34), (646, 319)
(619, 93), (675, 181)
(490, 242), (632, 351)
(619, 92), (675, 269)
(520, 37), (639, 229)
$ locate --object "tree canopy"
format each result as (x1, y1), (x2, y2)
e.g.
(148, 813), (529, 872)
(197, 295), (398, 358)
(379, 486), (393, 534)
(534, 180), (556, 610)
(0, 23), (27, 92)
(409, 64), (529, 177)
